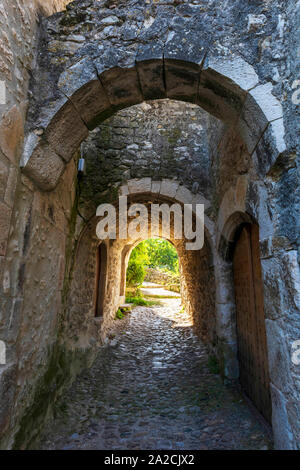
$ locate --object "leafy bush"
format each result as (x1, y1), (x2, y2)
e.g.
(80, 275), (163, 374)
(115, 308), (124, 320)
(126, 262), (145, 287)
(126, 238), (179, 286)
(144, 238), (179, 273)
(126, 242), (148, 286)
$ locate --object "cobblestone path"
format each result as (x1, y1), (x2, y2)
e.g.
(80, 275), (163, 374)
(39, 299), (272, 450)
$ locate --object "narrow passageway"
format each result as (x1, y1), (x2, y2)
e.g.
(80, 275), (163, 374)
(39, 292), (272, 450)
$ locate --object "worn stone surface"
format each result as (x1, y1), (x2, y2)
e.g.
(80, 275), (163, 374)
(80, 100), (213, 214)
(38, 302), (272, 451)
(0, 0), (299, 451)
(18, 0), (297, 190)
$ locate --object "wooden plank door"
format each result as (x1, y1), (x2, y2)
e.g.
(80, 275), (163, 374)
(95, 243), (107, 317)
(233, 224), (272, 423)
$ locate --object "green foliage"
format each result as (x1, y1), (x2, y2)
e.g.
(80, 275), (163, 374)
(126, 262), (145, 286)
(126, 241), (149, 286)
(115, 308), (125, 320)
(126, 295), (161, 307)
(126, 289), (161, 307)
(126, 238), (179, 287)
(144, 238), (179, 273)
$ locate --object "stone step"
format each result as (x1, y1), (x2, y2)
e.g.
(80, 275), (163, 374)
(119, 303), (133, 311)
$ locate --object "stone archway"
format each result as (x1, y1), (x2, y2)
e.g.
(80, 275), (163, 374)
(20, 44), (286, 192)
(67, 179), (218, 348)
(1, 0), (297, 450)
(18, 41), (289, 445)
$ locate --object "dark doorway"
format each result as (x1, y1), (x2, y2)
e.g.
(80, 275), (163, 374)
(95, 243), (108, 317)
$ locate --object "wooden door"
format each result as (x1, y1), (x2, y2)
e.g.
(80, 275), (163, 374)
(233, 224), (272, 423)
(95, 243), (107, 317)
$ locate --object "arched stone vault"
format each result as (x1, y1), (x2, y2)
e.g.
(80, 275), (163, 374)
(16, 9), (294, 448)
(0, 0), (299, 451)
(21, 50), (286, 191)
(68, 181), (219, 357)
(66, 178), (242, 387)
(19, 0), (287, 192)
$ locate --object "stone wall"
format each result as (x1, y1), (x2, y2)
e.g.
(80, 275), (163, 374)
(175, 237), (216, 346)
(0, 0), (299, 450)
(144, 267), (180, 293)
(81, 100), (213, 216)
(0, 0), (74, 449)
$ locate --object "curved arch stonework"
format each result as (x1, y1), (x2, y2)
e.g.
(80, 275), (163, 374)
(1, 0), (299, 451)
(20, 51), (286, 191)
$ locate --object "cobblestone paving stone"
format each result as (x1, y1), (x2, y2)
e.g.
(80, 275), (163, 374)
(38, 299), (273, 450)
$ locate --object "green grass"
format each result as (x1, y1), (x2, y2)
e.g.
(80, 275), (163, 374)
(125, 294), (162, 307)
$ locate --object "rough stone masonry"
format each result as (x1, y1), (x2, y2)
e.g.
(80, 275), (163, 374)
(0, 0), (299, 450)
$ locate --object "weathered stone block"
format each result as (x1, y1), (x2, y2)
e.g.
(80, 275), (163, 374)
(21, 138), (65, 191)
(4, 166), (18, 208)
(95, 48), (143, 110)
(44, 100), (89, 162)
(0, 202), (11, 256)
(238, 82), (283, 155)
(198, 74), (244, 123)
(128, 177), (151, 194)
(254, 118), (287, 176)
(216, 302), (236, 338)
(280, 250), (300, 311)
(286, 401), (300, 448)
(192, 193), (211, 212)
(160, 179), (179, 199)
(164, 32), (206, 103)
(0, 364), (17, 442)
(249, 83), (283, 123)
(58, 58), (112, 130)
(0, 105), (24, 165)
(265, 319), (293, 394)
(136, 43), (166, 100)
(175, 185), (193, 204)
(118, 184), (129, 197)
(151, 180), (161, 195)
(261, 258), (285, 320)
(203, 54), (259, 93)
(5, 299), (23, 344)
(217, 339), (239, 380)
(0, 159), (8, 200)
(270, 383), (297, 450)
(197, 53), (257, 123)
